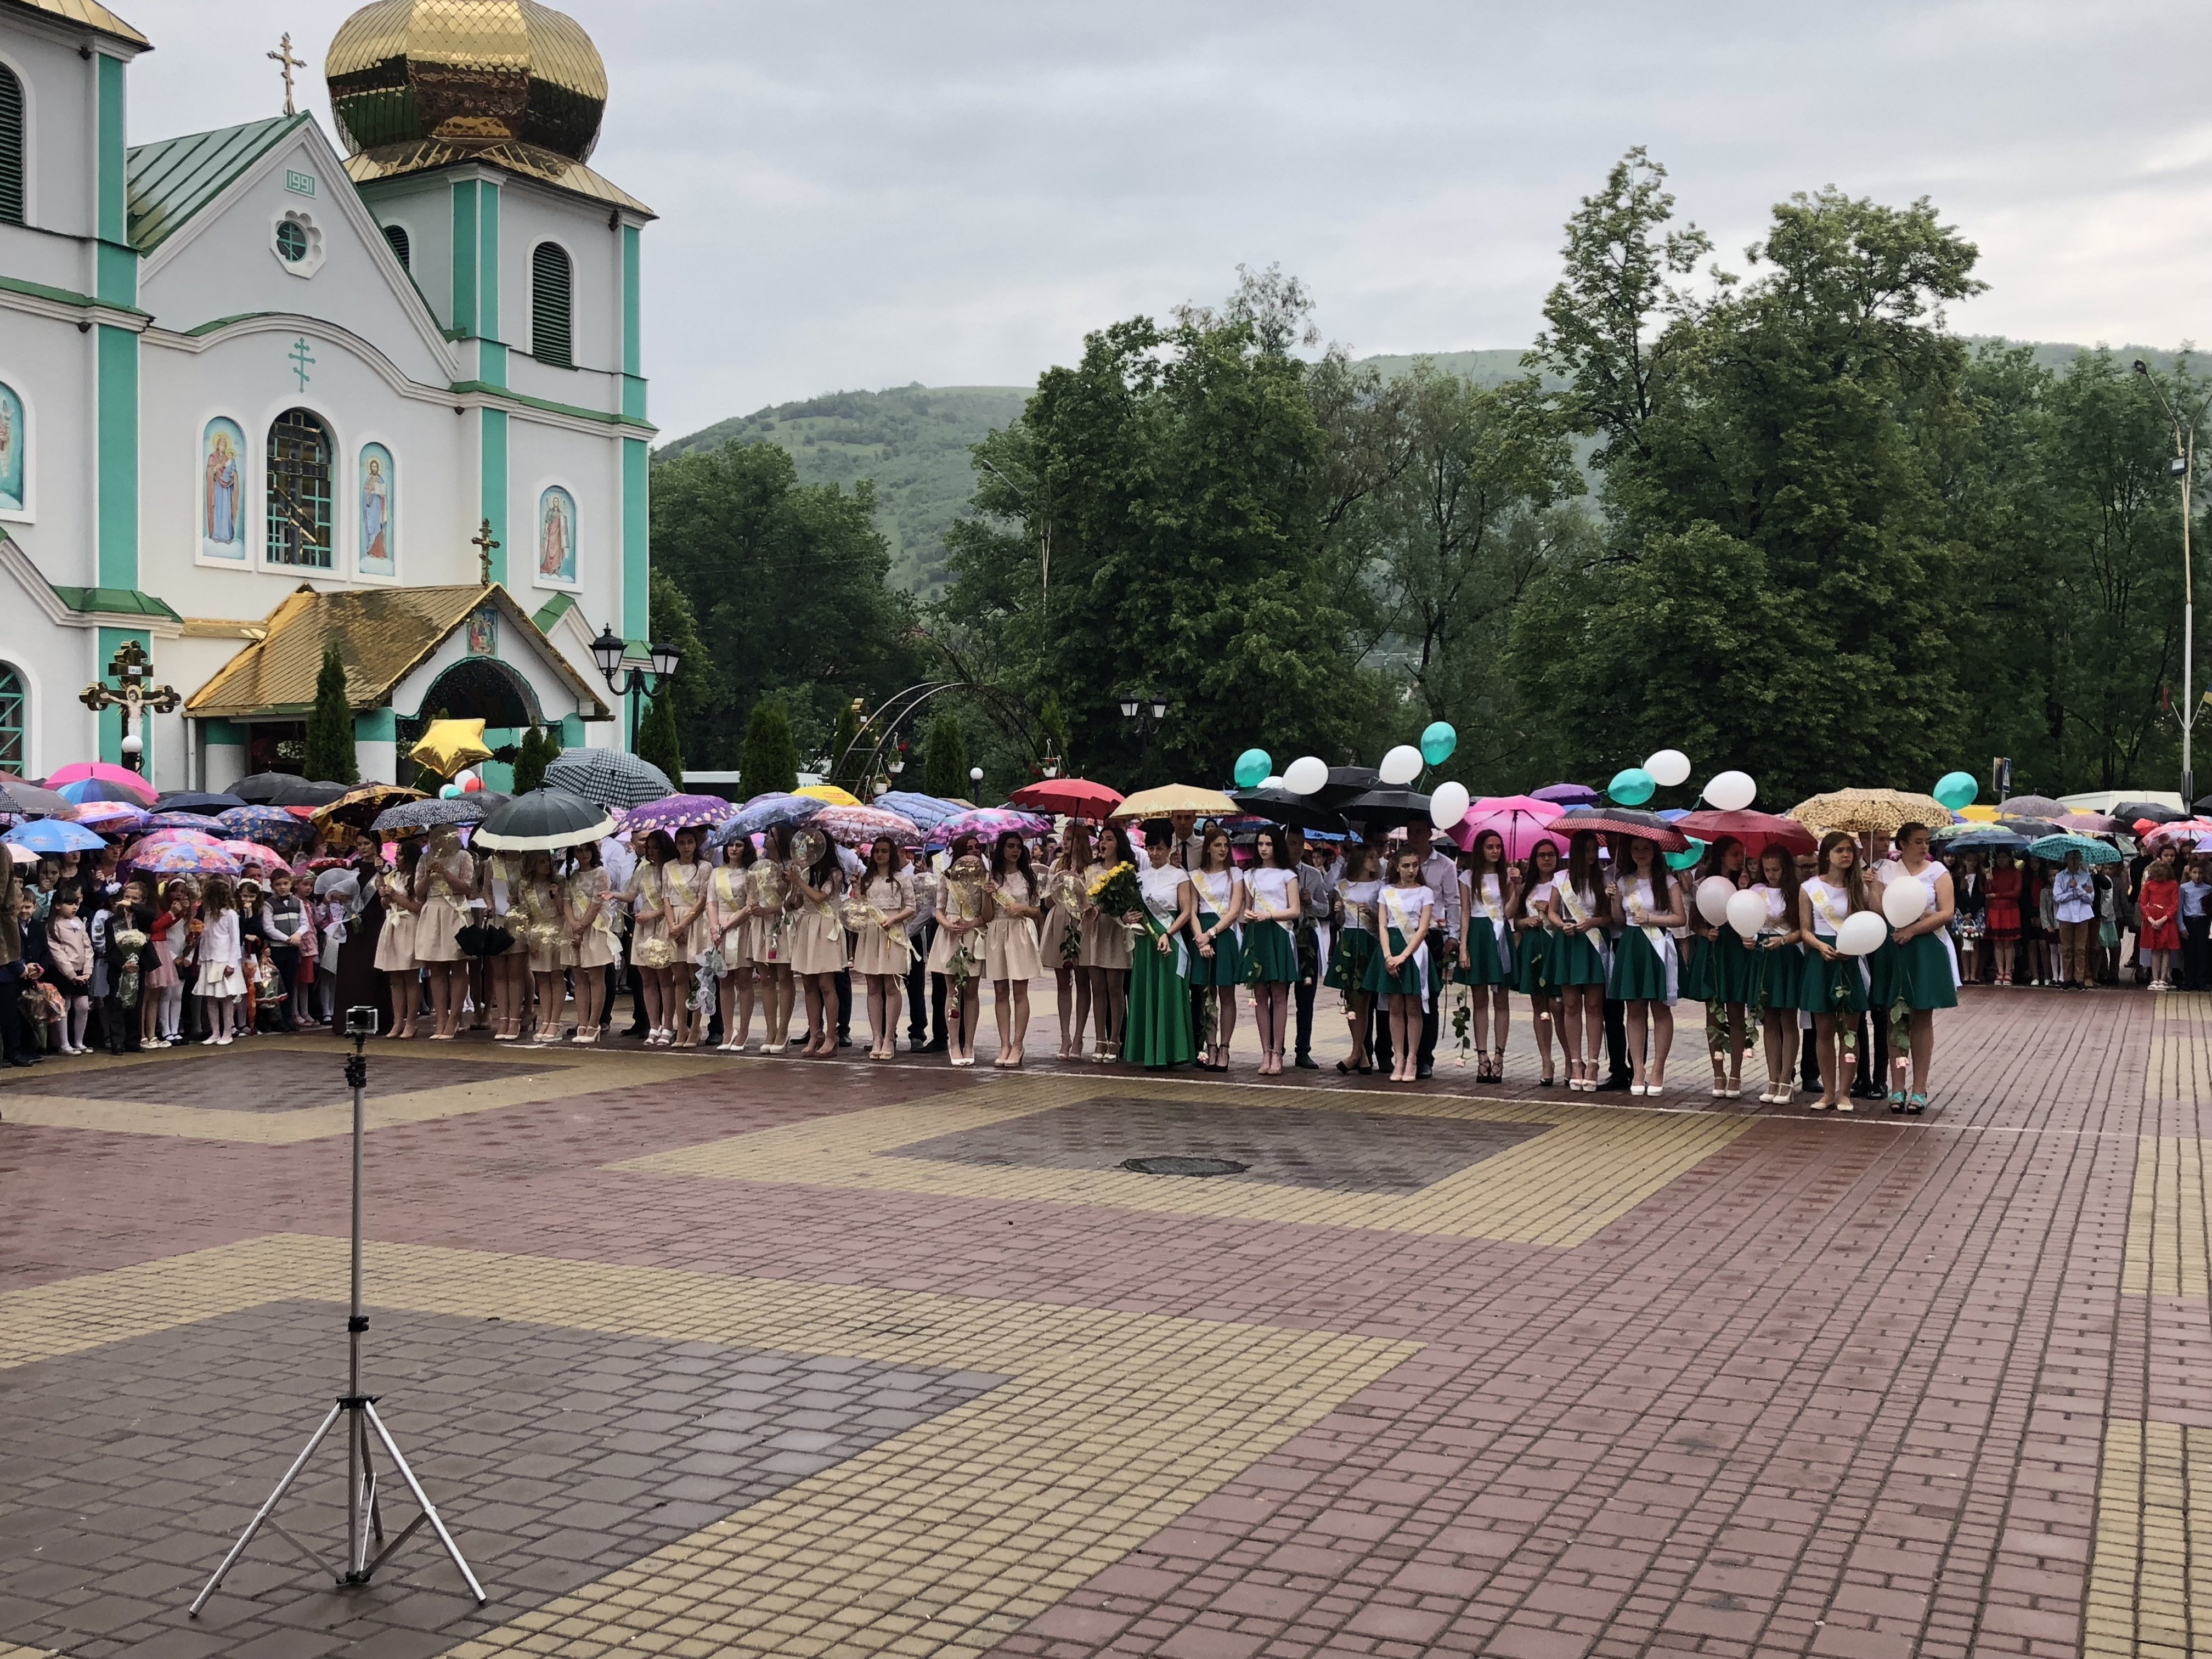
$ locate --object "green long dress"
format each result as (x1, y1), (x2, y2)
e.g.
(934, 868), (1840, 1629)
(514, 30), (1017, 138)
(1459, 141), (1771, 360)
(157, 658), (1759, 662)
(1121, 859), (1195, 1067)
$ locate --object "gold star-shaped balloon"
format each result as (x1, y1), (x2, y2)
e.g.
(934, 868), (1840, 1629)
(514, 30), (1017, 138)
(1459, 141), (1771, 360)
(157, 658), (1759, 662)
(408, 718), (493, 780)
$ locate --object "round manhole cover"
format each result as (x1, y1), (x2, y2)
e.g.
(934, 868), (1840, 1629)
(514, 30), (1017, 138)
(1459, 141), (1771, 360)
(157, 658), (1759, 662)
(1121, 1155), (1250, 1178)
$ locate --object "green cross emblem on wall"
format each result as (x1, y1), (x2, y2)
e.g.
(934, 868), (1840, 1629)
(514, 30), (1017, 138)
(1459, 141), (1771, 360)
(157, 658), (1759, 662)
(287, 336), (315, 391)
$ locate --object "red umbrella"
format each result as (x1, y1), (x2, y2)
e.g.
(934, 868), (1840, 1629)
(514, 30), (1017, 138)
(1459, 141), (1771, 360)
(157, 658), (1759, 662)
(1555, 811), (1690, 852)
(1008, 778), (1125, 820)
(1672, 809), (1817, 859)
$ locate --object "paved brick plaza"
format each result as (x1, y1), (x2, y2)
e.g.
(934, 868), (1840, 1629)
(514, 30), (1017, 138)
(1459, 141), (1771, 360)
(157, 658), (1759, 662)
(0, 989), (2204, 1658)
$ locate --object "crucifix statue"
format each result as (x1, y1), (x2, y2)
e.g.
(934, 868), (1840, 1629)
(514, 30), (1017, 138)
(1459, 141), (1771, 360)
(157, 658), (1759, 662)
(268, 33), (305, 116)
(80, 639), (180, 775)
(472, 518), (500, 585)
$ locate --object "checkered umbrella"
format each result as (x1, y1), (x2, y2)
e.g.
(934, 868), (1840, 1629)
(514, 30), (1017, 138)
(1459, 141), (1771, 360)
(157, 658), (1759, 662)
(544, 749), (674, 811)
(215, 805), (315, 853)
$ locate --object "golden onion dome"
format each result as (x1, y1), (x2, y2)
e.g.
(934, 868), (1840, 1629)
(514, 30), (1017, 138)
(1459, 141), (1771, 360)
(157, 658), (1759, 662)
(325, 0), (607, 164)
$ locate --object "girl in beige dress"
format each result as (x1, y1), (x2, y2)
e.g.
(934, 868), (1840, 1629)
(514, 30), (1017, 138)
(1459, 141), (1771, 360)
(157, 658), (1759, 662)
(662, 828), (712, 1048)
(375, 840), (422, 1039)
(1080, 823), (1135, 1062)
(412, 827), (473, 1040)
(515, 850), (572, 1043)
(627, 830), (675, 1046)
(984, 830), (1045, 1069)
(927, 835), (989, 1066)
(562, 842), (617, 1043)
(707, 838), (759, 1052)
(786, 837), (848, 1057)
(848, 836), (916, 1060)
(480, 849), (532, 1041)
(1045, 823), (1093, 1060)
(752, 828), (796, 1052)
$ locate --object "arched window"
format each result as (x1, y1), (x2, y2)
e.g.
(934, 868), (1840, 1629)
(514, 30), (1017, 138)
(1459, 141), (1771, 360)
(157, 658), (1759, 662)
(0, 63), (24, 225)
(382, 222), (409, 270)
(0, 663), (24, 772)
(266, 408), (334, 568)
(531, 241), (572, 366)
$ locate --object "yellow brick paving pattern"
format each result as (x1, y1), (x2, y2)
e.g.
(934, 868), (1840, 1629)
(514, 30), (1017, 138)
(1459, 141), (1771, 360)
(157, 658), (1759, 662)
(0, 1235), (1417, 1659)
(0, 1038), (728, 1144)
(2124, 1136), (2212, 1300)
(2085, 1419), (2212, 1657)
(2147, 989), (2212, 1107)
(616, 1075), (1754, 1246)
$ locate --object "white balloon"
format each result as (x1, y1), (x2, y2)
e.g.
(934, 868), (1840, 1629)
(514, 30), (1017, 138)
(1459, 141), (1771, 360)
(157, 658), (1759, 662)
(1836, 911), (1888, 957)
(1725, 888), (1767, 942)
(1283, 755), (1329, 795)
(1644, 748), (1691, 788)
(1379, 744), (1424, 787)
(1704, 770), (1757, 812)
(1430, 781), (1471, 832)
(1882, 876), (1931, 929)
(1696, 876), (1736, 927)
(1261, 775), (1284, 792)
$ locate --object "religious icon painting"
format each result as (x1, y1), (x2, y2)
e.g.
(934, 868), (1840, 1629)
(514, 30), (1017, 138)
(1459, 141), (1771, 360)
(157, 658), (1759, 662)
(0, 380), (26, 515)
(537, 486), (577, 586)
(467, 606), (497, 656)
(200, 416), (247, 558)
(358, 443), (395, 577)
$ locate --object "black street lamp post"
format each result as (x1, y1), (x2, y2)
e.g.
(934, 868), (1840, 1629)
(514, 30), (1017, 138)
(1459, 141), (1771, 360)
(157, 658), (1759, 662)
(1119, 691), (1168, 789)
(589, 627), (680, 752)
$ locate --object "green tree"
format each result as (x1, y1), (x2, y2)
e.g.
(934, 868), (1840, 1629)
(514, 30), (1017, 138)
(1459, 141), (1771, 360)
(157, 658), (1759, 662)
(922, 708), (969, 798)
(648, 571), (707, 749)
(511, 725), (550, 793)
(827, 698), (864, 789)
(741, 699), (800, 795)
(635, 690), (684, 785)
(303, 641), (359, 784)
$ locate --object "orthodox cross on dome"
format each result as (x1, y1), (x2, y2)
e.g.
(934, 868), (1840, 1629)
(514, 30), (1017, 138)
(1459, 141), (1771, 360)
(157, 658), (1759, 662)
(267, 33), (306, 117)
(471, 518), (501, 585)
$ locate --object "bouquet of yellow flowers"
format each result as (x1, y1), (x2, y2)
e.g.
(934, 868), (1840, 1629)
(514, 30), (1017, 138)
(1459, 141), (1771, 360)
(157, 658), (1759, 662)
(1087, 861), (1141, 926)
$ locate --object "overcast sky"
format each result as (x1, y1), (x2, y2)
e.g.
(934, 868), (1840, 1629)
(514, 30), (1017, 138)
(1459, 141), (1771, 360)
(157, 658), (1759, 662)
(132, 1), (2212, 440)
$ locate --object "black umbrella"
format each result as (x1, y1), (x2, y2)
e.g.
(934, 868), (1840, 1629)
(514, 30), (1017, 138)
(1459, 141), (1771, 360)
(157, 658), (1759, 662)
(153, 790), (247, 816)
(232, 772), (350, 807)
(1339, 787), (1434, 832)
(472, 787), (616, 853)
(1229, 787), (1349, 836)
(371, 795), (501, 834)
(1311, 766), (1382, 810)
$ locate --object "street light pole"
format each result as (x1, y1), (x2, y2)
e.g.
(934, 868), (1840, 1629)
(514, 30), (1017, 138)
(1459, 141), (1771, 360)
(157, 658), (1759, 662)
(2137, 360), (2212, 805)
(589, 627), (681, 754)
(1118, 691), (1168, 789)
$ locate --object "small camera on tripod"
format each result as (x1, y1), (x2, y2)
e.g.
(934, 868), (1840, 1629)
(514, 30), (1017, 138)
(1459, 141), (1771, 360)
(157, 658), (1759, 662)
(343, 1006), (380, 1039)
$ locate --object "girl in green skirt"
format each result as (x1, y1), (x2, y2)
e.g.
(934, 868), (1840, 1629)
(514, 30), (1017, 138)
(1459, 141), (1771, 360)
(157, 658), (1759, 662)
(1455, 828), (1517, 1083)
(1747, 845), (1805, 1104)
(1543, 831), (1611, 1092)
(1510, 839), (1562, 1086)
(1242, 827), (1302, 1076)
(1690, 837), (1756, 1098)
(1186, 827), (1245, 1073)
(1325, 843), (1382, 1075)
(1120, 821), (1197, 1069)
(1365, 848), (1437, 1084)
(1605, 834), (1684, 1096)
(1797, 831), (1873, 1110)
(1883, 822), (1957, 1115)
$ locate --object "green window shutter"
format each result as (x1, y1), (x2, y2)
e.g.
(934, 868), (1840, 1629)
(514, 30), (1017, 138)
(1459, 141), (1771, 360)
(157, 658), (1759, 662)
(382, 222), (410, 270)
(0, 65), (24, 225)
(531, 241), (572, 366)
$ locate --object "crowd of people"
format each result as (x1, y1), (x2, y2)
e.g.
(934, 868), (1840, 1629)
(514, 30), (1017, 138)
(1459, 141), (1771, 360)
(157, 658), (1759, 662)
(0, 805), (2174, 1114)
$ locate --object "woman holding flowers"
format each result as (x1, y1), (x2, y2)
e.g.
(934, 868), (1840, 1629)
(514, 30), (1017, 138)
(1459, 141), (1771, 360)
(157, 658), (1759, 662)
(412, 825), (473, 1041)
(1605, 834), (1682, 1096)
(1797, 831), (1873, 1110)
(1455, 828), (1517, 1084)
(1045, 825), (1093, 1061)
(662, 827), (713, 1049)
(786, 833), (849, 1059)
(705, 835), (759, 1052)
(1367, 846), (1436, 1084)
(850, 834), (915, 1060)
(1118, 819), (1196, 1068)
(1187, 826), (1245, 1072)
(753, 827), (797, 1052)
(984, 829), (1043, 1068)
(516, 850), (572, 1043)
(927, 832), (989, 1067)
(562, 840), (618, 1045)
(1081, 823), (1135, 1062)
(626, 830), (676, 1046)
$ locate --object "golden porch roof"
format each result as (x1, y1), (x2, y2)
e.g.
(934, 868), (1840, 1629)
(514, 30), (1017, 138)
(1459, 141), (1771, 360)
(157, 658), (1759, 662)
(185, 583), (607, 720)
(2, 0), (149, 49)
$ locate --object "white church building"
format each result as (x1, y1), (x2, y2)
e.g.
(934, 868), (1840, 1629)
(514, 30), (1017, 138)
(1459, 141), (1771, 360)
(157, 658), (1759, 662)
(0, 0), (659, 787)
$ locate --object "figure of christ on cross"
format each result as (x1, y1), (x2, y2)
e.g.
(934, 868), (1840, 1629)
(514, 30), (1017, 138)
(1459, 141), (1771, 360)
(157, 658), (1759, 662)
(472, 518), (501, 585)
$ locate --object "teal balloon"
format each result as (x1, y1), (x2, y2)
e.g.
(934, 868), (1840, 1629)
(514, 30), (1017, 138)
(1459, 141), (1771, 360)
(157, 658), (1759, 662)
(1933, 770), (1978, 811)
(1233, 748), (1273, 789)
(1666, 837), (1707, 871)
(1609, 766), (1656, 806)
(1419, 721), (1458, 766)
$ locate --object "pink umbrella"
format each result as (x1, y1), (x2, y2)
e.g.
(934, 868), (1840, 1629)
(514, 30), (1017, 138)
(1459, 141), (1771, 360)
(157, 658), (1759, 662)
(2056, 812), (2121, 834)
(44, 761), (158, 800)
(69, 800), (147, 833)
(220, 838), (278, 873)
(812, 804), (924, 848)
(1450, 795), (1567, 860)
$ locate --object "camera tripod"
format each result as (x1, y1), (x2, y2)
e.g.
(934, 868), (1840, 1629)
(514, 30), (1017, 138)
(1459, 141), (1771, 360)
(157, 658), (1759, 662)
(191, 1009), (486, 1616)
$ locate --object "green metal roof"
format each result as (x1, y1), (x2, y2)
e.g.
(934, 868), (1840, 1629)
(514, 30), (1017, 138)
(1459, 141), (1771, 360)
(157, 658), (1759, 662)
(48, 584), (183, 621)
(532, 592), (577, 634)
(126, 115), (307, 252)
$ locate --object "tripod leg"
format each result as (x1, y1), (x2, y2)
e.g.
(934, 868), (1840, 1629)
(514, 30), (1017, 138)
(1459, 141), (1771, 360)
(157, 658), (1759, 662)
(190, 1402), (345, 1617)
(364, 1402), (487, 1605)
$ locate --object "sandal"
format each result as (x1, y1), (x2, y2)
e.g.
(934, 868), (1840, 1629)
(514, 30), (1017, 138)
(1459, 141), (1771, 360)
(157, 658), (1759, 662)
(1906, 1091), (1928, 1115)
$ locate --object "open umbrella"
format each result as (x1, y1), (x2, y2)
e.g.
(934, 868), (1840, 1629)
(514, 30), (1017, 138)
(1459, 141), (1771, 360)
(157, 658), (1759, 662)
(618, 793), (741, 838)
(1228, 787), (1350, 836)
(219, 838), (279, 873)
(1553, 810), (1691, 851)
(1787, 788), (1951, 837)
(215, 804), (315, 852)
(2055, 811), (2121, 834)
(718, 792), (826, 843)
(153, 790), (246, 815)
(1109, 785), (1240, 822)
(472, 788), (617, 853)
(1939, 826), (2030, 851)
(812, 804), (924, 847)
(873, 791), (963, 831)
(793, 783), (863, 808)
(129, 840), (242, 877)
(53, 775), (158, 807)
(1671, 808), (1817, 859)
(68, 800), (145, 834)
(4, 819), (106, 854)
(1450, 796), (1567, 860)
(142, 810), (239, 835)
(2120, 801), (2189, 826)
(232, 771), (347, 807)
(1998, 794), (2068, 820)
(371, 795), (495, 835)
(544, 749), (673, 811)
(129, 826), (222, 849)
(313, 782), (427, 832)
(2027, 832), (2123, 866)
(1338, 788), (1437, 833)
(1531, 782), (1601, 806)
(0, 775), (78, 819)
(935, 806), (1051, 842)
(1009, 778), (1125, 820)
(1310, 766), (1383, 810)
(45, 761), (156, 797)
